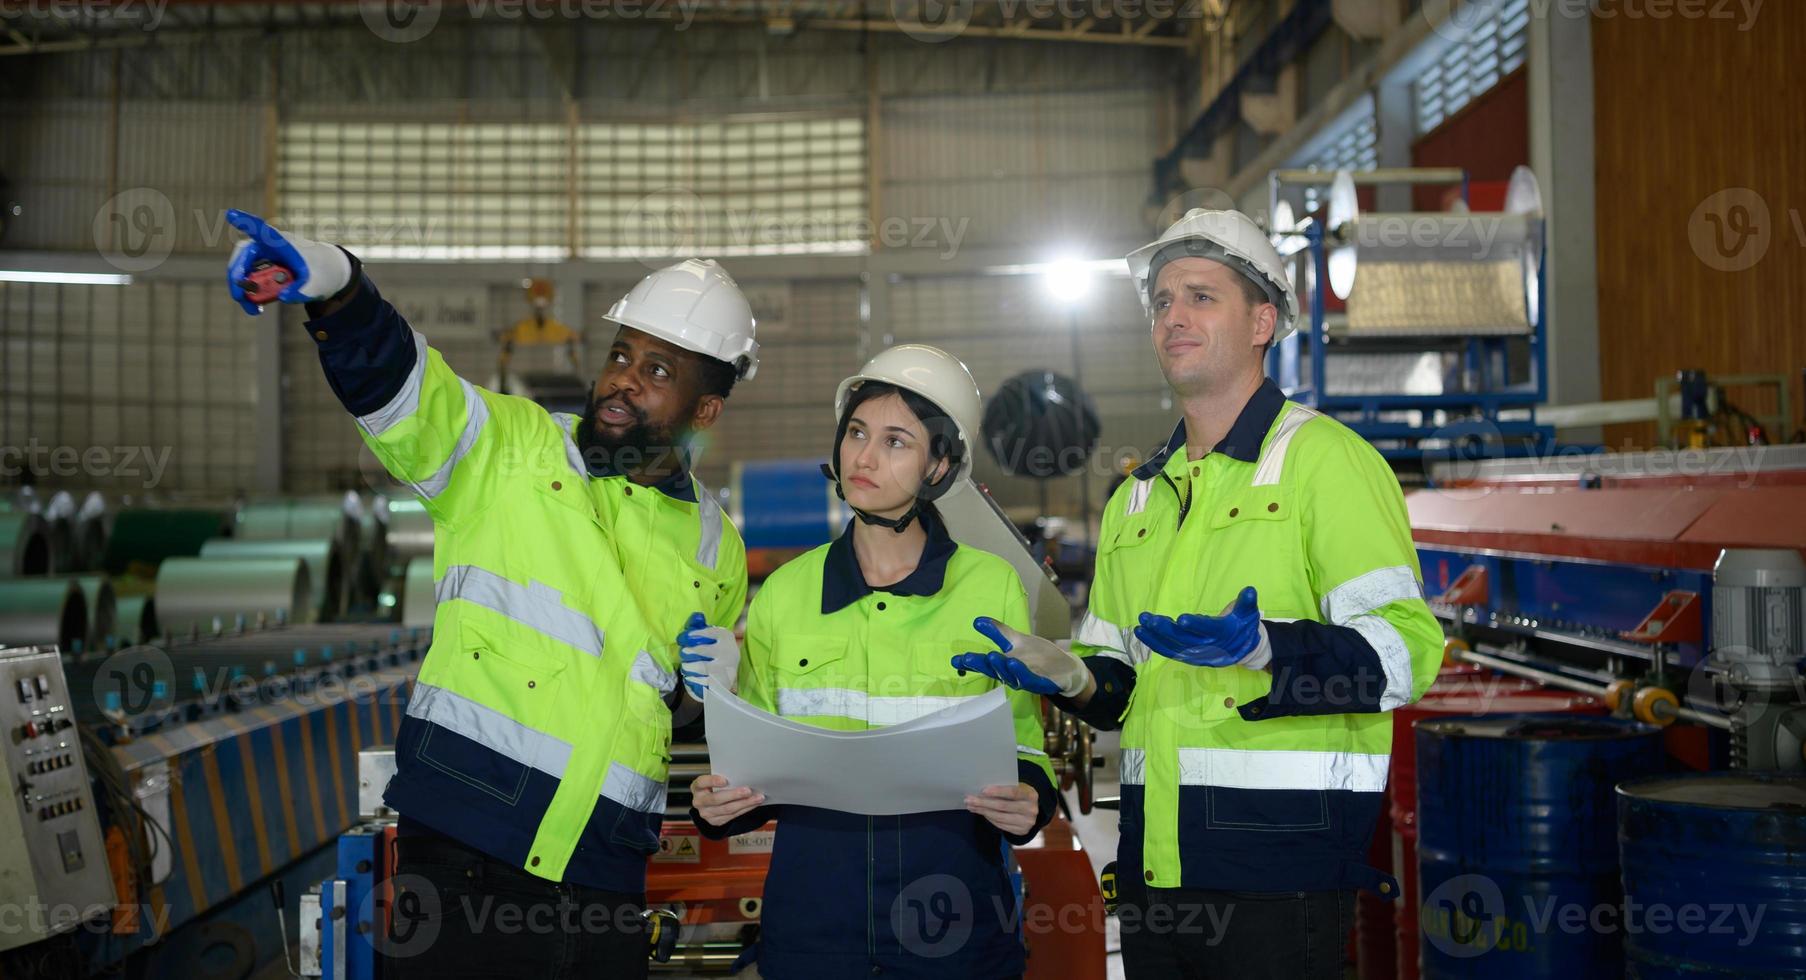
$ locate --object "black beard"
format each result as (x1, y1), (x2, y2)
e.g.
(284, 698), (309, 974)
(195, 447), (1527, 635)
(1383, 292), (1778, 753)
(575, 391), (685, 476)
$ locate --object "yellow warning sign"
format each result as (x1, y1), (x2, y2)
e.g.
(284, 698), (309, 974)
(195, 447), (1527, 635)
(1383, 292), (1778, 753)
(654, 834), (701, 863)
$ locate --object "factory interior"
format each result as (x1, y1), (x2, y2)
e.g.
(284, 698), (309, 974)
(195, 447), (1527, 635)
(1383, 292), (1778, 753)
(1, 0), (1803, 977)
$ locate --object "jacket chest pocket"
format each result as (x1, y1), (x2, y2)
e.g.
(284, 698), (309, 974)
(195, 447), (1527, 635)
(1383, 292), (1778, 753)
(769, 634), (852, 712)
(1202, 486), (1298, 567)
(913, 638), (990, 696)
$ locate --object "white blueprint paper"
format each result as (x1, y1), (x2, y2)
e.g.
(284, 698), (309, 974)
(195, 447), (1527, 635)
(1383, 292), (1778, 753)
(703, 687), (1019, 815)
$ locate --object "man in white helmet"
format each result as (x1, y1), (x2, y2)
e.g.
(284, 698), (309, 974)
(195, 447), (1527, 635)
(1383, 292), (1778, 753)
(223, 210), (753, 979)
(956, 208), (1443, 978)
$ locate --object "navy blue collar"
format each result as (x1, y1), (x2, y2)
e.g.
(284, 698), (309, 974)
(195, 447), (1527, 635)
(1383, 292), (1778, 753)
(820, 506), (958, 615)
(1131, 377), (1286, 479)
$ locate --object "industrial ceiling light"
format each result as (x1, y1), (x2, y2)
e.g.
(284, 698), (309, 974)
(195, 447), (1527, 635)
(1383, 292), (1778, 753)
(1042, 255), (1094, 306)
(0, 270), (134, 285)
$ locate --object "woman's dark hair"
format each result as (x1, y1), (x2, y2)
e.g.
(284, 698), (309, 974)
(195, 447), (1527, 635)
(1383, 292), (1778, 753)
(836, 381), (965, 505)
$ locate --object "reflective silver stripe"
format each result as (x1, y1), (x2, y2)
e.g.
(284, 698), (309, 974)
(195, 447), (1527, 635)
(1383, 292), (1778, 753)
(1124, 478), (1154, 515)
(1016, 744), (1048, 758)
(1251, 404), (1320, 487)
(1322, 565), (1422, 712)
(1124, 632), (1158, 666)
(1074, 610), (1124, 651)
(1120, 747), (1145, 786)
(357, 331), (429, 436)
(695, 479), (724, 569)
(551, 412), (587, 476)
(775, 688), (974, 726)
(1176, 746), (1388, 792)
(1346, 613), (1417, 712)
(413, 378), (491, 499)
(1321, 565), (1423, 623)
(629, 649), (677, 696)
(601, 761), (667, 814)
(404, 680), (572, 777)
(436, 564), (605, 658)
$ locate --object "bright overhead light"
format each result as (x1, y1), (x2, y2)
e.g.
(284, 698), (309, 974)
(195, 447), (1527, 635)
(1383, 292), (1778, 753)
(1042, 255), (1094, 306)
(0, 270), (134, 286)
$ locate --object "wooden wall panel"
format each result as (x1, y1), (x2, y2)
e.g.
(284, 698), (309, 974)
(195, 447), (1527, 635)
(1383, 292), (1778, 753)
(1592, 6), (1806, 447)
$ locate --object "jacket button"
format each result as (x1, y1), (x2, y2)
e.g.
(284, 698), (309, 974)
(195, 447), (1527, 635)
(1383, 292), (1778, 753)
(798, 659), (808, 667)
(471, 651), (479, 660)
(551, 480), (562, 491)
(1229, 507), (1239, 518)
(1191, 465), (1200, 477)
(530, 856), (540, 867)
(527, 680), (536, 689)
(876, 601), (887, 611)
(314, 330), (329, 341)
(693, 581), (701, 588)
(1223, 696), (1236, 708)
(624, 486), (634, 496)
(1136, 528), (1146, 538)
(1144, 870), (1154, 882)
(1267, 502), (1278, 513)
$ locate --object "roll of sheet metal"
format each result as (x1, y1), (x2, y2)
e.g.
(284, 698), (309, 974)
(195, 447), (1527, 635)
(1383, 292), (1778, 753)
(74, 491), (109, 571)
(200, 537), (345, 623)
(0, 512), (52, 575)
(154, 557), (311, 634)
(68, 574), (117, 653)
(113, 594), (158, 646)
(103, 508), (230, 575)
(400, 557), (436, 628)
(1327, 165), (1544, 336)
(236, 499), (357, 550)
(0, 578), (88, 652)
(42, 491), (78, 574)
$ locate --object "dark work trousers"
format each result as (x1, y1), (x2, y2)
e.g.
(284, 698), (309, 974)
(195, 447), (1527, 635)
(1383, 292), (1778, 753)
(1116, 875), (1354, 980)
(383, 832), (649, 980)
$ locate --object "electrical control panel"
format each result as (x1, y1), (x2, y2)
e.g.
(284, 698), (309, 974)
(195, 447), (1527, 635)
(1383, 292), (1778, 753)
(0, 645), (114, 951)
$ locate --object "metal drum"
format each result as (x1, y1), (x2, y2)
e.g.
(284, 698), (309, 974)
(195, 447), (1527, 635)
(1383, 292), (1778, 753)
(1415, 714), (1665, 978)
(1391, 688), (1605, 980)
(1617, 772), (1806, 978)
(728, 459), (848, 549)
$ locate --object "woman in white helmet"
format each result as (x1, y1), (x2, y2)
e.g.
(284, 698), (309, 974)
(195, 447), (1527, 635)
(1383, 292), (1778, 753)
(677, 345), (1059, 980)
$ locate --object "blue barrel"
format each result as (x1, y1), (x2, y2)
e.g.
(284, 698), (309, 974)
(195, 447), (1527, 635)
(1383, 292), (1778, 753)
(1617, 772), (1806, 978)
(727, 459), (848, 549)
(1416, 714), (1666, 978)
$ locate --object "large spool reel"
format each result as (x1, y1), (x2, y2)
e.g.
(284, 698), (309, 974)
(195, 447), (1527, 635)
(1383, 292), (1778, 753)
(1326, 165), (1545, 335)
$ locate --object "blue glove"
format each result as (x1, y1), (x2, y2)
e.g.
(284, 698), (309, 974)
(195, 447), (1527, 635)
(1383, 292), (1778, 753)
(677, 611), (740, 699)
(950, 617), (1087, 697)
(1133, 586), (1273, 669)
(224, 209), (353, 316)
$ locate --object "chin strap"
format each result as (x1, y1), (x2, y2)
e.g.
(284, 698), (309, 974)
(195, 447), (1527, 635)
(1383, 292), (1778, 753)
(818, 462), (930, 534)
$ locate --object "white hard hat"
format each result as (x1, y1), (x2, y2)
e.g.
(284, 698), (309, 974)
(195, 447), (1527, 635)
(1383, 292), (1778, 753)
(602, 259), (760, 380)
(833, 344), (984, 486)
(1125, 208), (1299, 345)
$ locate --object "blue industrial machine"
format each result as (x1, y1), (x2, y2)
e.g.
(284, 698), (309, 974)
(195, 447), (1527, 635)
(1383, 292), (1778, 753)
(1267, 166), (1556, 464)
(0, 625), (426, 979)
